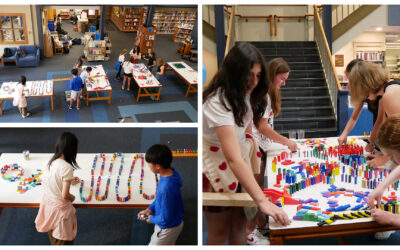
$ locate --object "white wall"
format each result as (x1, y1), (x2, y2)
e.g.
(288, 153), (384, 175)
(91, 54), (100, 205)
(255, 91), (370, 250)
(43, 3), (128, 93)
(0, 5), (37, 55)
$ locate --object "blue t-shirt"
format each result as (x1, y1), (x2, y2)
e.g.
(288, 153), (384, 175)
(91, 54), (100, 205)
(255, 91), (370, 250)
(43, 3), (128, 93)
(148, 168), (184, 229)
(70, 76), (82, 91)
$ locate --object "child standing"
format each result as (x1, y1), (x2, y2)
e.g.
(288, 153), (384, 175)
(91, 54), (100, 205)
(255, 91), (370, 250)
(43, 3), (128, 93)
(130, 46), (141, 63)
(74, 55), (85, 72)
(13, 75), (30, 118)
(147, 52), (157, 73)
(35, 132), (80, 245)
(79, 66), (91, 99)
(203, 42), (289, 245)
(138, 144), (184, 245)
(122, 56), (135, 91)
(116, 49), (127, 80)
(69, 68), (82, 110)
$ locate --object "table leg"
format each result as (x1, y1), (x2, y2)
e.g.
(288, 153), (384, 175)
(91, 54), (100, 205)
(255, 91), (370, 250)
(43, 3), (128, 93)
(108, 90), (112, 104)
(157, 87), (162, 101)
(137, 88), (141, 103)
(337, 236), (347, 245)
(270, 235), (284, 245)
(0, 99), (4, 115)
(86, 92), (89, 106)
(185, 84), (190, 98)
(51, 95), (54, 111)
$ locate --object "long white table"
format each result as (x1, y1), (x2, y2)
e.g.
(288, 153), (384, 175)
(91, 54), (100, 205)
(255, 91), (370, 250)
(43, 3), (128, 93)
(0, 81), (54, 115)
(132, 63), (162, 102)
(167, 61), (198, 98)
(0, 153), (157, 208)
(82, 65), (112, 106)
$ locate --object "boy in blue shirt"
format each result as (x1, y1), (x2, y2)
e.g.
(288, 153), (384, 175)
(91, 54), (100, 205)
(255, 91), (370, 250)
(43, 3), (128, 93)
(138, 144), (184, 245)
(69, 68), (82, 110)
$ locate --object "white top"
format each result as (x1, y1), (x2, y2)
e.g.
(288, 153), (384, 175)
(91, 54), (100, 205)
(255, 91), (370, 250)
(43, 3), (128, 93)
(203, 91), (251, 146)
(43, 158), (74, 200)
(118, 54), (125, 63)
(253, 94), (274, 151)
(123, 61), (134, 74)
(80, 71), (90, 84)
(14, 83), (27, 108)
(167, 61), (198, 85)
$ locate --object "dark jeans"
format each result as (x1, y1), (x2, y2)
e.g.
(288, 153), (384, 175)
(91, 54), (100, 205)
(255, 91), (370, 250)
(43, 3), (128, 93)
(116, 65), (122, 79)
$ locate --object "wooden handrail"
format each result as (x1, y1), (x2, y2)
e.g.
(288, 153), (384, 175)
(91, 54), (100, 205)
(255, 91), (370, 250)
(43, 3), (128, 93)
(274, 15), (277, 36)
(313, 5), (341, 90)
(225, 5), (235, 56)
(270, 15), (273, 36)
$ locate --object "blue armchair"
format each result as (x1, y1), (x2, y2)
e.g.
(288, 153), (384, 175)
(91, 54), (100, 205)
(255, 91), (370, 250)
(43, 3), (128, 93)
(16, 45), (39, 67)
(1, 47), (18, 66)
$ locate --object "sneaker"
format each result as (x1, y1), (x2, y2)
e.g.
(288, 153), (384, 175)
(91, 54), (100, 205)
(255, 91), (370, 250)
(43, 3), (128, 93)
(25, 113), (30, 117)
(150, 96), (157, 101)
(69, 106), (72, 110)
(79, 96), (83, 99)
(375, 231), (395, 240)
(127, 88), (130, 91)
(76, 106), (80, 110)
(247, 229), (270, 245)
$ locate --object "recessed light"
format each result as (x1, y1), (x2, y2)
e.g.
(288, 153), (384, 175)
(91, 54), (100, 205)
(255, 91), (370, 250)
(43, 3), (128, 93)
(376, 27), (383, 31)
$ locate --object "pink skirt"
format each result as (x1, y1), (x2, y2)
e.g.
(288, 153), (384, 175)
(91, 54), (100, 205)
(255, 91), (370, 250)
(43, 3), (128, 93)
(35, 194), (77, 241)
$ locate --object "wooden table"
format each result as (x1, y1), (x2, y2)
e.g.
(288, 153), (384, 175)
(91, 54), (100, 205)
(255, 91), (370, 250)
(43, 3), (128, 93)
(132, 63), (162, 102)
(0, 81), (54, 115)
(83, 65), (112, 106)
(0, 153), (157, 209)
(166, 62), (198, 98)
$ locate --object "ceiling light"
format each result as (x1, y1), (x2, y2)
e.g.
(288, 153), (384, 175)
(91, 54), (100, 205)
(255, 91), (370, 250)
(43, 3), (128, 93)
(376, 27), (383, 31)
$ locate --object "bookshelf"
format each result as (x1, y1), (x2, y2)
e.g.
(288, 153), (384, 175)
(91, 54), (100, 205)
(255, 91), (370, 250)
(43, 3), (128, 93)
(137, 25), (156, 55)
(84, 40), (106, 61)
(152, 8), (197, 35)
(59, 10), (70, 20)
(111, 7), (145, 32)
(355, 51), (384, 63)
(173, 23), (194, 42)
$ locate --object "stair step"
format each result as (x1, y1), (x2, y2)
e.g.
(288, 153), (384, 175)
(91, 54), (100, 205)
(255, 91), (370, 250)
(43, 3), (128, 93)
(258, 47), (318, 55)
(281, 96), (331, 107)
(263, 55), (320, 63)
(279, 106), (333, 118)
(287, 62), (322, 70)
(249, 41), (316, 48)
(274, 116), (336, 130)
(280, 86), (328, 97)
(285, 78), (326, 87)
(289, 69), (324, 78)
(277, 127), (338, 139)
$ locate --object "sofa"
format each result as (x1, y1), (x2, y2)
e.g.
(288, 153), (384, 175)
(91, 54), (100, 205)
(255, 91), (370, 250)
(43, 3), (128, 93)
(1, 47), (18, 66)
(15, 45), (39, 67)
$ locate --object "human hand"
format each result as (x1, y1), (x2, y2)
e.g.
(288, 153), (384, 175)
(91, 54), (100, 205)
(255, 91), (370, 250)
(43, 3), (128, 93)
(259, 200), (290, 226)
(69, 194), (75, 202)
(367, 189), (383, 209)
(371, 209), (396, 226)
(286, 139), (297, 152)
(146, 216), (152, 224)
(367, 155), (390, 167)
(365, 143), (374, 153)
(338, 134), (347, 147)
(71, 176), (80, 185)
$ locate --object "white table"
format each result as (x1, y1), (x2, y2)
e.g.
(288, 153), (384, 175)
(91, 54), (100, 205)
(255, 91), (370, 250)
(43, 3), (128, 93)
(82, 65), (112, 106)
(167, 61), (198, 98)
(0, 153), (157, 209)
(132, 63), (162, 102)
(266, 137), (398, 244)
(0, 81), (54, 115)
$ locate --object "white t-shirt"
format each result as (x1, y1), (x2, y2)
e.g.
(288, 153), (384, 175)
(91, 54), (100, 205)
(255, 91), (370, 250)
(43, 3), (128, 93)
(253, 94), (274, 151)
(80, 71), (89, 84)
(43, 158), (74, 200)
(14, 83), (27, 108)
(203, 91), (252, 146)
(123, 61), (134, 74)
(252, 95), (274, 151)
(118, 54), (125, 63)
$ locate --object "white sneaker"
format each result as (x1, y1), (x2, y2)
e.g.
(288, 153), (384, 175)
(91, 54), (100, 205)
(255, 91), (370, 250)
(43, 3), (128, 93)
(247, 229), (270, 245)
(374, 230), (395, 240)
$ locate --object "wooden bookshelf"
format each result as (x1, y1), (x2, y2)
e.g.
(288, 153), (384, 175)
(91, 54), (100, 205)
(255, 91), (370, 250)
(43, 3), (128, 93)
(59, 10), (70, 20)
(173, 23), (194, 42)
(84, 40), (106, 61)
(137, 25), (156, 55)
(111, 7), (145, 32)
(152, 8), (197, 35)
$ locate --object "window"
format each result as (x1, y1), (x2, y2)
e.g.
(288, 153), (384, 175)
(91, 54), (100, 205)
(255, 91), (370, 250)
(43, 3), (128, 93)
(0, 14), (28, 44)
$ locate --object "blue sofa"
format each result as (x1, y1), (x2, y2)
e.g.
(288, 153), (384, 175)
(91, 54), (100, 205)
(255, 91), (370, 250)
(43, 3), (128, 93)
(1, 47), (18, 66)
(16, 45), (39, 67)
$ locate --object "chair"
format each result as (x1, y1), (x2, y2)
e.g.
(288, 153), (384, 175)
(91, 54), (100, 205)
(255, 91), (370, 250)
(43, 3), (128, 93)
(1, 47), (18, 66)
(53, 39), (64, 55)
(16, 45), (40, 67)
(189, 44), (198, 62)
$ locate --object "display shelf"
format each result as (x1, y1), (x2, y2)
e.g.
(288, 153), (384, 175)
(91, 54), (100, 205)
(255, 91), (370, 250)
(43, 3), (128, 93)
(152, 9), (197, 35)
(84, 40), (106, 61)
(173, 23), (194, 42)
(137, 25), (156, 54)
(59, 10), (70, 20)
(111, 7), (145, 32)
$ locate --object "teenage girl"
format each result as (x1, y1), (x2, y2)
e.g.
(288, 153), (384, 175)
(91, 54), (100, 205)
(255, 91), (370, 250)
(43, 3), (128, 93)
(74, 55), (85, 72)
(122, 56), (135, 91)
(13, 75), (30, 118)
(246, 58), (297, 244)
(367, 114), (400, 226)
(347, 61), (400, 167)
(203, 42), (289, 245)
(35, 132), (80, 245)
(116, 49), (128, 80)
(130, 46), (141, 63)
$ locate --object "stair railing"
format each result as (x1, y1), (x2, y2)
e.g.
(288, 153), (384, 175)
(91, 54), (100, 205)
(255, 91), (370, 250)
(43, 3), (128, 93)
(314, 5), (341, 120)
(225, 5), (236, 56)
(332, 5), (362, 26)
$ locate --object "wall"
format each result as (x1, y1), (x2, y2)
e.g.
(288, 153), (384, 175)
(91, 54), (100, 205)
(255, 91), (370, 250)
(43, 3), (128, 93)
(0, 5), (37, 55)
(333, 31), (385, 78)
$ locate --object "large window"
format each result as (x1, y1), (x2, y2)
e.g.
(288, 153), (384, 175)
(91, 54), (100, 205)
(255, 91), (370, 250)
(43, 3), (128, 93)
(0, 14), (28, 44)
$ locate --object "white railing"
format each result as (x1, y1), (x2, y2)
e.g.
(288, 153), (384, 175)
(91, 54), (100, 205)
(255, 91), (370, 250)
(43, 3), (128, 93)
(314, 5), (341, 120)
(332, 5), (362, 26)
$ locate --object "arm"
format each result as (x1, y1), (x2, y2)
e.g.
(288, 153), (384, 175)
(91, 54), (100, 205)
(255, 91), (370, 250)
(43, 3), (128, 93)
(215, 125), (289, 225)
(368, 164), (400, 208)
(257, 118), (297, 151)
(62, 180), (75, 202)
(160, 65), (165, 75)
(338, 102), (363, 146)
(369, 97), (385, 148)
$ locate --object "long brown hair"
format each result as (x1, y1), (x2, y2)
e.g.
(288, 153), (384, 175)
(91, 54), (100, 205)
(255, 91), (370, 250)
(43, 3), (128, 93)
(377, 113), (400, 151)
(266, 58), (290, 117)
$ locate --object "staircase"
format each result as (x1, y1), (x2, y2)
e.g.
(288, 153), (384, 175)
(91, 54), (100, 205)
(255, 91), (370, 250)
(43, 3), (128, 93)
(250, 41), (337, 138)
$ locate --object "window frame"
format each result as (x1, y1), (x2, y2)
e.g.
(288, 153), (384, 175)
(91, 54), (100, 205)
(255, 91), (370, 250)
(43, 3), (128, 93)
(0, 13), (29, 45)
